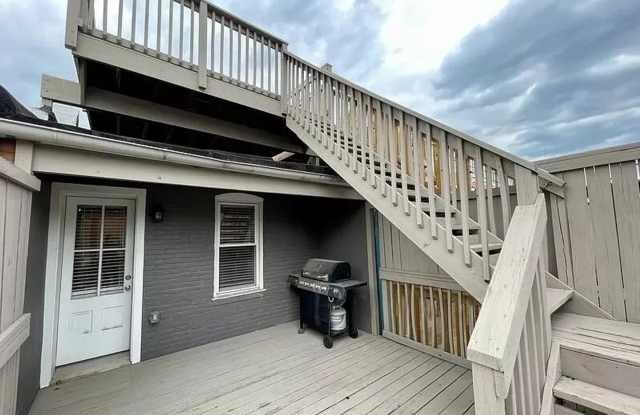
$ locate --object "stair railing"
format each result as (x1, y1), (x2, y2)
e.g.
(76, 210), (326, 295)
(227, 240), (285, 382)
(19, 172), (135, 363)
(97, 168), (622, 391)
(283, 51), (562, 290)
(467, 194), (552, 414)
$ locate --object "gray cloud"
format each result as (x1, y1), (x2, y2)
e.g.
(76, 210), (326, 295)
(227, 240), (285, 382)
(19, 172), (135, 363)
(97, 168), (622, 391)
(431, 0), (640, 158)
(1, 0), (638, 159)
(0, 0), (76, 108)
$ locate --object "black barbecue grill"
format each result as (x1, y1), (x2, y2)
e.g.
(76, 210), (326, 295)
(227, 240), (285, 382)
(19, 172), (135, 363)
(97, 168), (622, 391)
(289, 258), (366, 348)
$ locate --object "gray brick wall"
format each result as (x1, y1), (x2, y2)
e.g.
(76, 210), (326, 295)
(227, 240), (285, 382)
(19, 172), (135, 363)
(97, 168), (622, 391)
(141, 184), (369, 360)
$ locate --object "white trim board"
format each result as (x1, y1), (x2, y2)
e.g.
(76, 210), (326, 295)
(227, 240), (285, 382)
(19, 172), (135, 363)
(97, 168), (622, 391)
(40, 183), (146, 388)
(32, 145), (361, 200)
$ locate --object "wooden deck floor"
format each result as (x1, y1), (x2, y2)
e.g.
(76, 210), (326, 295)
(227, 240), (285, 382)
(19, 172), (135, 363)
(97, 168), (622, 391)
(29, 323), (474, 415)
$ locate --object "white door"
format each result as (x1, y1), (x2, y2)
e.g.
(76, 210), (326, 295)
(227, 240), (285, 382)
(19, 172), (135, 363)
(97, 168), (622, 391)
(56, 197), (135, 366)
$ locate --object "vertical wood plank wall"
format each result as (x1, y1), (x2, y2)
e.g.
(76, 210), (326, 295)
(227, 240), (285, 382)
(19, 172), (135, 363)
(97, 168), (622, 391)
(547, 159), (640, 323)
(376, 213), (480, 362)
(0, 158), (38, 415)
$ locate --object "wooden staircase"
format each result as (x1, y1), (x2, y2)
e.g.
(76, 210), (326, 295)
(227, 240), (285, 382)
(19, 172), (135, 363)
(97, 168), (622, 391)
(545, 313), (640, 415)
(282, 58), (566, 306)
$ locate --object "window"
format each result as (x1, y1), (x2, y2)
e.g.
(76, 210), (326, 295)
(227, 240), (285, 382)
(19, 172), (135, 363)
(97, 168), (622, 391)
(214, 193), (263, 299)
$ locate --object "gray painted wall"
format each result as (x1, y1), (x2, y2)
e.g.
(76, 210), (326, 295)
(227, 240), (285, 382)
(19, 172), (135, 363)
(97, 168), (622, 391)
(17, 180), (50, 415)
(140, 184), (371, 360)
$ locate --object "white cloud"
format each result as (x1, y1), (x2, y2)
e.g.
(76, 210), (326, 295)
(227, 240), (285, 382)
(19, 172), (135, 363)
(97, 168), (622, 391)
(372, 0), (509, 74)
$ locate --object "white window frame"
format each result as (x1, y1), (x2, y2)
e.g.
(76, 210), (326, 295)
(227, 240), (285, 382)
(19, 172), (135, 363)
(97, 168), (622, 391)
(213, 193), (264, 299)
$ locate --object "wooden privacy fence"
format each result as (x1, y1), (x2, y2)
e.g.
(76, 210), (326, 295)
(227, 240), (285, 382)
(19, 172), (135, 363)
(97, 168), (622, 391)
(0, 158), (39, 415)
(540, 144), (640, 323)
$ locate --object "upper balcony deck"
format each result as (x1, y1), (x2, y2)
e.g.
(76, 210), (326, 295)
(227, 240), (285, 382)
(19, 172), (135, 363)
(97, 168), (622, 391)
(66, 0), (286, 116)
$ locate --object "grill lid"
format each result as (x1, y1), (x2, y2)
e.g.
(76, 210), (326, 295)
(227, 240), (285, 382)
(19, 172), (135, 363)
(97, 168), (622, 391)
(301, 258), (350, 282)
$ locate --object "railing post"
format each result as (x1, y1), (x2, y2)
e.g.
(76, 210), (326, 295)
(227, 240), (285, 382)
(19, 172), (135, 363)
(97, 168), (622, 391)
(197, 0), (209, 90)
(281, 45), (288, 115)
(472, 364), (507, 415)
(65, 0), (83, 49)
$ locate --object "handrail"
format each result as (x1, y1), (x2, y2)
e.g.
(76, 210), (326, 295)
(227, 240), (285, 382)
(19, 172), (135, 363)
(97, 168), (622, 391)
(284, 50), (563, 187)
(467, 194), (552, 414)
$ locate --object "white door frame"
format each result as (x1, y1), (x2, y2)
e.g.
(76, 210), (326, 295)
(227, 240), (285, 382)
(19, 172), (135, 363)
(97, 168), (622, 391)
(40, 183), (146, 388)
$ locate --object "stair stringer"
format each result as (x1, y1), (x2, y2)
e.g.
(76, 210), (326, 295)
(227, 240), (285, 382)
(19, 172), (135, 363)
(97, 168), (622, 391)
(546, 272), (614, 320)
(287, 117), (488, 302)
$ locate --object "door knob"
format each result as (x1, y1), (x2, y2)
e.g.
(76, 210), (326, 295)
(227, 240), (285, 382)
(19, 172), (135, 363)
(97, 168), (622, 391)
(125, 274), (132, 281)
(124, 285), (131, 292)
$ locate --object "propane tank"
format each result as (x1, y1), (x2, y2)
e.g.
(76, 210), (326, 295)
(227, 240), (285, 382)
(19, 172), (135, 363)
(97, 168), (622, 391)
(330, 305), (347, 331)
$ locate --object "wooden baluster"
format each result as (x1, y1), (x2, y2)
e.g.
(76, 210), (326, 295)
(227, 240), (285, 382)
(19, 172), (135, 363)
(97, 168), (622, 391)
(168, 0), (173, 56)
(361, 96), (369, 180)
(496, 157), (512, 239)
(458, 292), (465, 358)
(315, 71), (321, 141)
(390, 281), (397, 334)
(389, 110), (398, 206)
(398, 112), (410, 215)
(350, 94), (358, 173)
(117, 0), (123, 39)
(454, 136), (471, 266)
(429, 286), (436, 347)
(434, 128), (453, 251)
(131, 0), (137, 42)
(437, 288), (445, 349)
(210, 11), (215, 73)
(484, 152), (498, 235)
(341, 84), (349, 164)
(189, 2), (194, 63)
(301, 66), (308, 131)
(410, 117), (424, 228)
(237, 24), (242, 81)
(420, 122), (437, 238)
(319, 74), (325, 146)
(143, 0), (150, 48)
(229, 21), (234, 78)
(219, 15), (224, 75)
(420, 286), (426, 345)
(275, 44), (279, 96)
(447, 290), (454, 354)
(103, 0), (108, 36)
(245, 28), (249, 85)
(156, 0), (161, 53)
(473, 145), (490, 281)
(252, 32), (257, 88)
(378, 104), (387, 197)
(368, 98), (376, 187)
(404, 283), (410, 338)
(260, 35), (265, 90)
(179, 0), (184, 60)
(527, 299), (542, 412)
(267, 40), (272, 93)
(410, 285), (417, 340)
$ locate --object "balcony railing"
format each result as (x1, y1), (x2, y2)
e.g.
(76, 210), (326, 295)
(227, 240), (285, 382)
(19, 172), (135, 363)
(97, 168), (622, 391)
(71, 0), (286, 98)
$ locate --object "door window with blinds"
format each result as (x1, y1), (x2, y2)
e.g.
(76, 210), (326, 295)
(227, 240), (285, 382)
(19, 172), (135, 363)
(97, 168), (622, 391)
(71, 204), (129, 298)
(214, 193), (263, 298)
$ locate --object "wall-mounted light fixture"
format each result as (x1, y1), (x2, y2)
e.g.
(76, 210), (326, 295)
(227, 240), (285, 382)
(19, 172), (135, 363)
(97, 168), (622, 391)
(151, 205), (164, 223)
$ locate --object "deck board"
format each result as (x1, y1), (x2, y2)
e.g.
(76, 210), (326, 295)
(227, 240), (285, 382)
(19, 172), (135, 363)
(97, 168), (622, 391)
(29, 323), (473, 415)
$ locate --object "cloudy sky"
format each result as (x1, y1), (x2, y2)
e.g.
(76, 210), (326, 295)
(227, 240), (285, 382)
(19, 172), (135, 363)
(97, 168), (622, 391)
(1, 0), (639, 159)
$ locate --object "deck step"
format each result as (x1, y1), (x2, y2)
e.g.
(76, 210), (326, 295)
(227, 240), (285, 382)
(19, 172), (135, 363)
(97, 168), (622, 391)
(554, 377), (640, 415)
(546, 288), (573, 314)
(470, 242), (503, 255)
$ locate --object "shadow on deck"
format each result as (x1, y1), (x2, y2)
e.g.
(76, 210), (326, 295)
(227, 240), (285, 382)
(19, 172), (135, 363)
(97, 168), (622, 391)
(29, 323), (474, 415)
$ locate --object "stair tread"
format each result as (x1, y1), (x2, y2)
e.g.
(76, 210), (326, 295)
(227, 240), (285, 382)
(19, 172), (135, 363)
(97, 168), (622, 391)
(554, 377), (640, 415)
(547, 288), (573, 315)
(470, 242), (502, 252)
(552, 313), (640, 366)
